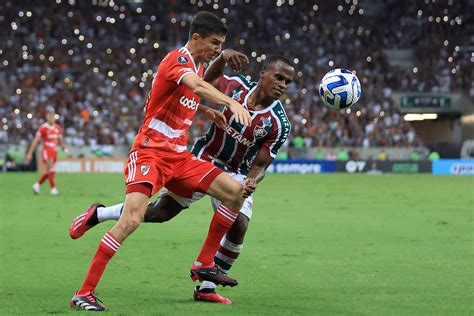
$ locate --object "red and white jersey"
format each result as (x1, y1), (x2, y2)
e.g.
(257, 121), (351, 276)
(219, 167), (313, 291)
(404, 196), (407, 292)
(36, 123), (62, 150)
(133, 47), (204, 153)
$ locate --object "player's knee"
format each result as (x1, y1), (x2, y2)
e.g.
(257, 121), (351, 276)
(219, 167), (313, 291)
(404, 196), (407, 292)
(120, 216), (141, 234)
(223, 186), (245, 211)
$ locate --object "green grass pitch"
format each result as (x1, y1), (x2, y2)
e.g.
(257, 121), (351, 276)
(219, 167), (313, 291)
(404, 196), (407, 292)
(0, 173), (473, 315)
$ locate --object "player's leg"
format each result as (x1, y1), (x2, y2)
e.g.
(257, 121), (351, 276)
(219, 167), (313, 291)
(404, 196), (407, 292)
(195, 194), (252, 304)
(69, 194), (186, 239)
(194, 214), (248, 304)
(33, 150), (50, 194)
(46, 157), (59, 195)
(193, 172), (245, 268)
(71, 190), (150, 311)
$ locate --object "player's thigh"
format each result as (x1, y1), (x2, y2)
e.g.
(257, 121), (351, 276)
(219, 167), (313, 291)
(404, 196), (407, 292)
(45, 159), (55, 170)
(206, 172), (243, 205)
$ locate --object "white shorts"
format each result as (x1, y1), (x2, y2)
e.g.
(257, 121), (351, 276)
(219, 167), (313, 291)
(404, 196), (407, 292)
(160, 172), (253, 219)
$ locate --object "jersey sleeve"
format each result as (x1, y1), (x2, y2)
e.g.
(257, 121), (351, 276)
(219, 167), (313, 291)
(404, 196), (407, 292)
(36, 126), (45, 138)
(161, 51), (196, 85)
(262, 117), (292, 158)
(217, 74), (248, 95)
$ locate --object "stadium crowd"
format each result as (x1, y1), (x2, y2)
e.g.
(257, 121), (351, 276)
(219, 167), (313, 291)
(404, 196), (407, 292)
(1, 0), (472, 151)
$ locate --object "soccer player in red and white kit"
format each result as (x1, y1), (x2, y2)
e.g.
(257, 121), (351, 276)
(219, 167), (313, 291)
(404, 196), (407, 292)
(25, 107), (68, 196)
(70, 12), (253, 311)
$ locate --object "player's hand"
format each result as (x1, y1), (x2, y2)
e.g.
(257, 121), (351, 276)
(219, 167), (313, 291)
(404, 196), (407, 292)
(229, 99), (252, 126)
(23, 154), (32, 165)
(222, 49), (249, 72)
(63, 147), (71, 157)
(203, 108), (227, 129)
(243, 177), (257, 198)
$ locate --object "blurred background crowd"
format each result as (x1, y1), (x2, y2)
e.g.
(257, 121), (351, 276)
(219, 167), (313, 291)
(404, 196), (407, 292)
(1, 0), (472, 155)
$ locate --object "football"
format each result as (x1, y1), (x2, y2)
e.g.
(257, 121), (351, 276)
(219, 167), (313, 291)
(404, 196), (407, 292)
(319, 68), (361, 109)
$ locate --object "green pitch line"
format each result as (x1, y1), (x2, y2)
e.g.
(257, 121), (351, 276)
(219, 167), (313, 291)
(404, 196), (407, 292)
(0, 173), (472, 315)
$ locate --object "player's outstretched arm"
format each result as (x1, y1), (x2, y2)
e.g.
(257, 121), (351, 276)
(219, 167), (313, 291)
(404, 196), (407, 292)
(181, 72), (251, 126)
(204, 49), (249, 87)
(243, 150), (274, 197)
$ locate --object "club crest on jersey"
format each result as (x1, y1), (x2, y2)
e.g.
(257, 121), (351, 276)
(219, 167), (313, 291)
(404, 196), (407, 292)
(231, 89), (243, 101)
(177, 55), (189, 64)
(253, 116), (272, 138)
(140, 165), (151, 176)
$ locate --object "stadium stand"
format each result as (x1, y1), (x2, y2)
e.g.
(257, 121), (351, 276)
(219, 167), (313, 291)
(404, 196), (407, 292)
(1, 0), (472, 156)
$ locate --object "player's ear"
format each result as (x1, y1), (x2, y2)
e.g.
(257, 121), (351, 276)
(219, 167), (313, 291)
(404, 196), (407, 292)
(259, 69), (266, 79)
(191, 33), (202, 42)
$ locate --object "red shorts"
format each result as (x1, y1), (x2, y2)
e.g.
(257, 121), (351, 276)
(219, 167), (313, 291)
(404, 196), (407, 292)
(41, 147), (58, 163)
(124, 147), (222, 198)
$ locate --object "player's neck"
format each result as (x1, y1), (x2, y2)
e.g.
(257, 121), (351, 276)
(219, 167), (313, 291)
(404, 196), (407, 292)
(247, 87), (274, 111)
(184, 42), (203, 64)
(47, 121), (55, 126)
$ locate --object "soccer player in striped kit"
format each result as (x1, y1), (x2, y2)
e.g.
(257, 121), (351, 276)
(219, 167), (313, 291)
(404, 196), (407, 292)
(70, 52), (295, 304)
(25, 107), (68, 196)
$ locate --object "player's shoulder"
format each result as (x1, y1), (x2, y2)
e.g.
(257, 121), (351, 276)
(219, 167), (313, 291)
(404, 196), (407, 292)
(223, 74), (257, 91)
(38, 122), (48, 130)
(270, 100), (292, 129)
(164, 47), (192, 65)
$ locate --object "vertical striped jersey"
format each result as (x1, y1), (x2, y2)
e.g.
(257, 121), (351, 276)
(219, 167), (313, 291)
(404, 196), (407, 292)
(192, 74), (291, 175)
(133, 46), (204, 153)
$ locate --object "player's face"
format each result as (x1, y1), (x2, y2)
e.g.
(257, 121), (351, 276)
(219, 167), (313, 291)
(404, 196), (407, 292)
(46, 112), (56, 124)
(260, 61), (294, 100)
(193, 33), (225, 63)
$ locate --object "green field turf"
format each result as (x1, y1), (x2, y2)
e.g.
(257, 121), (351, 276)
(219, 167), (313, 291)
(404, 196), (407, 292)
(0, 173), (473, 315)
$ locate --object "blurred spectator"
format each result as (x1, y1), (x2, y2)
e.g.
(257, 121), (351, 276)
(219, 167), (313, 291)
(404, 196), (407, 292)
(428, 151), (440, 160)
(336, 149), (349, 161)
(409, 151), (421, 161)
(1, 0), (471, 150)
(378, 150), (388, 161)
(326, 151), (337, 160)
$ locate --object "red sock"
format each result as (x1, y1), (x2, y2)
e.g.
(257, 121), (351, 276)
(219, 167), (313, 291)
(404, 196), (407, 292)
(38, 173), (49, 185)
(78, 232), (121, 295)
(48, 171), (56, 188)
(195, 205), (238, 267)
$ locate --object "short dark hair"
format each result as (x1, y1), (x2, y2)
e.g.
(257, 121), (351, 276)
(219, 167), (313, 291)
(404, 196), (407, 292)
(262, 55), (294, 70)
(189, 11), (228, 39)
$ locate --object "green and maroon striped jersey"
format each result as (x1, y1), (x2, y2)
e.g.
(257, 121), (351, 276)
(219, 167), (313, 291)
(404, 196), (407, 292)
(192, 74), (291, 175)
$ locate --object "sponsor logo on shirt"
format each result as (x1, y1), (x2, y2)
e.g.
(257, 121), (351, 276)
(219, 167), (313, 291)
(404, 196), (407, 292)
(223, 124), (255, 147)
(180, 96), (199, 110)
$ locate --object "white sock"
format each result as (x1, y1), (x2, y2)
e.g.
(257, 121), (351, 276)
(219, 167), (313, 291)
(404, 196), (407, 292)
(199, 281), (217, 290)
(97, 203), (123, 222)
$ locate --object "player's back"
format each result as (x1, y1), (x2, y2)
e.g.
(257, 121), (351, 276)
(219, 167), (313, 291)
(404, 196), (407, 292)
(133, 47), (204, 154)
(192, 75), (291, 175)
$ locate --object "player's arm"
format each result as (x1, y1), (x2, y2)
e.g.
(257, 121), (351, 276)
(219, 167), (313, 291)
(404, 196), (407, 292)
(25, 133), (41, 163)
(59, 134), (69, 155)
(181, 73), (251, 126)
(243, 149), (274, 197)
(204, 49), (249, 88)
(197, 105), (226, 128)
